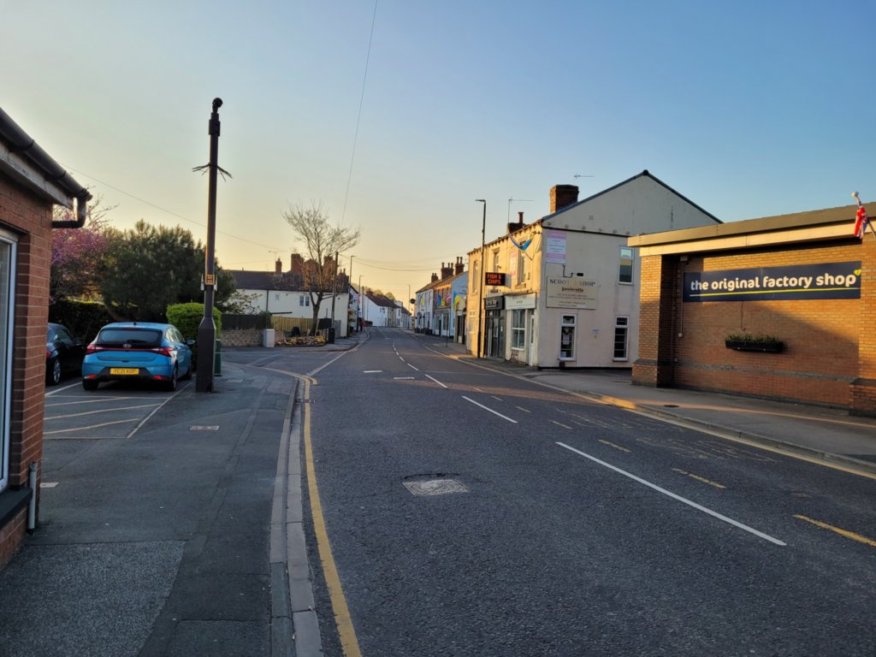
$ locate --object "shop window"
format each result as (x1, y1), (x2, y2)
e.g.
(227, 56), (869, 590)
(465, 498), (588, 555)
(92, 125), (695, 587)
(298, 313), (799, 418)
(619, 246), (634, 284)
(0, 232), (15, 492)
(560, 314), (576, 360)
(511, 309), (526, 349)
(614, 316), (629, 360)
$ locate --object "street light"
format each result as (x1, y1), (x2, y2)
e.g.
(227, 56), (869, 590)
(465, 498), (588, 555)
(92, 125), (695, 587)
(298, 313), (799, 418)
(475, 199), (486, 359)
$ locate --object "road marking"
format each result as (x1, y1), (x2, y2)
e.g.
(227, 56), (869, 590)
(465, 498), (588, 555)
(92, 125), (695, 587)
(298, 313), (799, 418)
(44, 418), (138, 434)
(515, 406), (531, 413)
(40, 482), (59, 488)
(393, 376), (415, 380)
(301, 378), (363, 657)
(491, 395), (503, 402)
(672, 468), (726, 489)
(45, 403), (160, 420)
(551, 420), (573, 430)
(127, 389), (182, 439)
(308, 350), (350, 377)
(794, 514), (876, 548)
(599, 439), (631, 454)
(463, 396), (518, 424)
(363, 370), (383, 374)
(557, 442), (786, 546)
(190, 425), (220, 431)
(425, 374), (448, 389)
(407, 363), (420, 372)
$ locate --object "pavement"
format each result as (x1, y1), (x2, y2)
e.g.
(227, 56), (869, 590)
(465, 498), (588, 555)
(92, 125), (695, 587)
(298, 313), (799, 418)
(1, 329), (874, 657)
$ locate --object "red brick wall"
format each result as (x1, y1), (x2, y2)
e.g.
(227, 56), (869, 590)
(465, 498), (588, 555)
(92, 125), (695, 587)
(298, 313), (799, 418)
(0, 174), (53, 567)
(635, 238), (873, 412)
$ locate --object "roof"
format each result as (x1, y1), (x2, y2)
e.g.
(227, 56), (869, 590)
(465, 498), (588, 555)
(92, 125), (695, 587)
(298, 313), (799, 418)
(366, 292), (398, 308)
(628, 201), (876, 249)
(229, 270), (304, 291)
(544, 169), (721, 226)
(415, 270), (466, 294)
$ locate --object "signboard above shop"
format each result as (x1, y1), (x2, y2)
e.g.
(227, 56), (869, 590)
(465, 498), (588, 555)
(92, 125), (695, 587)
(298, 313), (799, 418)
(545, 276), (598, 309)
(485, 272), (506, 286)
(683, 262), (862, 302)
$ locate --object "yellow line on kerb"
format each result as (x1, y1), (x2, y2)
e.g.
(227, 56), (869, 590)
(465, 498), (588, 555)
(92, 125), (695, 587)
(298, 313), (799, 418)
(794, 514), (876, 548)
(302, 379), (363, 657)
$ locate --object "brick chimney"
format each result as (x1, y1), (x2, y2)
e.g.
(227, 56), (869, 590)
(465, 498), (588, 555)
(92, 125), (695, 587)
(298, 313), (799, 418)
(508, 211), (525, 235)
(550, 184), (579, 213)
(440, 262), (454, 279)
(431, 272), (439, 283)
(455, 256), (464, 276)
(275, 258), (283, 274)
(290, 253), (304, 275)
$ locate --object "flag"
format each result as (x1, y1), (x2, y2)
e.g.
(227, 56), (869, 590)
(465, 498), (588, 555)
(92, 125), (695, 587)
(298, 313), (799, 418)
(853, 204), (868, 239)
(510, 235), (532, 251)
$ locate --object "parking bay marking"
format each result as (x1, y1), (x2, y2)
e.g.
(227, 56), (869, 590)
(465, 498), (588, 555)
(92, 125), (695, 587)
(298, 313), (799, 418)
(45, 403), (160, 421)
(557, 442), (786, 547)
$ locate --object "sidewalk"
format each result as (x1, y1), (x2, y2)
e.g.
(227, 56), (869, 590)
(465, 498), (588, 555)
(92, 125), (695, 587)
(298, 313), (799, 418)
(418, 334), (876, 476)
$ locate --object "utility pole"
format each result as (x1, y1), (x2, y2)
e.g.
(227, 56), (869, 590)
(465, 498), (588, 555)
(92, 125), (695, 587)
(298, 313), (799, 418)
(196, 98), (223, 392)
(475, 199), (486, 359)
(329, 250), (338, 342)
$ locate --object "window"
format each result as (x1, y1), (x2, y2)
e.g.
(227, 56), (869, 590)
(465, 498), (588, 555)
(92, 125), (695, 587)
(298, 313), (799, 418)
(517, 251), (526, 285)
(472, 260), (479, 294)
(0, 232), (15, 492)
(560, 314), (576, 360)
(511, 309), (526, 349)
(619, 247), (634, 284)
(492, 249), (500, 271)
(299, 294), (310, 307)
(614, 316), (629, 360)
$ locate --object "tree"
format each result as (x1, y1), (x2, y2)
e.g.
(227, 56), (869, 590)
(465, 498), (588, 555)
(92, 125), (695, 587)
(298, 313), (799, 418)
(51, 196), (114, 303)
(99, 220), (236, 321)
(283, 203), (359, 334)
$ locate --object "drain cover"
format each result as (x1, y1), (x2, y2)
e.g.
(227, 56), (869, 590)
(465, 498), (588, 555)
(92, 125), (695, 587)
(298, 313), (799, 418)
(403, 477), (468, 496)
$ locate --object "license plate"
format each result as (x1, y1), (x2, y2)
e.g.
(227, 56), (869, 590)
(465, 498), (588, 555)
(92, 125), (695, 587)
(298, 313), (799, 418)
(110, 368), (139, 376)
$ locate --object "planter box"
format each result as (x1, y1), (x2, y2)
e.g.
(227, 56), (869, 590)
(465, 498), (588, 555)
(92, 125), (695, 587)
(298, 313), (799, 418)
(725, 339), (784, 353)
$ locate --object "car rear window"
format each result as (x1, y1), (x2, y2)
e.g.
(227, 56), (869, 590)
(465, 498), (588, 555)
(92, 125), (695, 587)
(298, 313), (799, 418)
(96, 328), (163, 348)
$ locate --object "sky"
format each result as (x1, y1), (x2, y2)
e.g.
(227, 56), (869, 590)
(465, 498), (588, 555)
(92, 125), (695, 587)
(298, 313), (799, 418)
(3, 1), (875, 303)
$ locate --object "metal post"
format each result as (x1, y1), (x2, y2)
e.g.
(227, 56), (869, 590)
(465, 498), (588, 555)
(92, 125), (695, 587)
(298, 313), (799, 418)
(475, 199), (486, 359)
(196, 98), (222, 392)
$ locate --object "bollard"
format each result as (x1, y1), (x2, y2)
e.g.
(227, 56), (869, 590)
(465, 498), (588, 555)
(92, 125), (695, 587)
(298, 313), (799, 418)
(214, 339), (222, 376)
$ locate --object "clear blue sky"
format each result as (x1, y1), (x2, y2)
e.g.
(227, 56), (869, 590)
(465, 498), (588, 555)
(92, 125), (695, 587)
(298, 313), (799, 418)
(3, 1), (874, 301)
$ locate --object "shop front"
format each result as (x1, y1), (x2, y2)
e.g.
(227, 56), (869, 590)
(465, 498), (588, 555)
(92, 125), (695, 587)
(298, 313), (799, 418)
(484, 295), (504, 358)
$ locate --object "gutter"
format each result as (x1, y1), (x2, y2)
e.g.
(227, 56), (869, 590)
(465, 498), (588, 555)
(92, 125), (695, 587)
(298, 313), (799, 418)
(0, 107), (92, 228)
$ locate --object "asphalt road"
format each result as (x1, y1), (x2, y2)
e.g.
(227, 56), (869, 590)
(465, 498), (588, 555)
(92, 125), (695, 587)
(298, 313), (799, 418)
(305, 328), (876, 657)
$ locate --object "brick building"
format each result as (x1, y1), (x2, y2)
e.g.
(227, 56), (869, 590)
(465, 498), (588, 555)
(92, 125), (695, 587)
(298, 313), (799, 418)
(0, 108), (90, 568)
(629, 202), (876, 415)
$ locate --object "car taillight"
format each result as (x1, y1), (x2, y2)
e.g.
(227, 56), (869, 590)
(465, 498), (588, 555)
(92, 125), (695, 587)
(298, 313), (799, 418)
(152, 347), (174, 357)
(46, 347), (52, 358)
(86, 343), (100, 354)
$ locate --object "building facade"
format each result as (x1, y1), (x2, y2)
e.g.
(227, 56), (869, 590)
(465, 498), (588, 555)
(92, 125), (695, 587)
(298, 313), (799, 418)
(467, 172), (720, 367)
(629, 202), (876, 415)
(0, 109), (90, 568)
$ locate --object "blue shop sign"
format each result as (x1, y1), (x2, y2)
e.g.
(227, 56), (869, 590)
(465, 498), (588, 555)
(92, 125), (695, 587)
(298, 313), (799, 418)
(683, 261), (861, 302)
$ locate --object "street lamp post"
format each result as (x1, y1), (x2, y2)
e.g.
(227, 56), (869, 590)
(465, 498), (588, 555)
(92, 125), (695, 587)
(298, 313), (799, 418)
(475, 199), (486, 359)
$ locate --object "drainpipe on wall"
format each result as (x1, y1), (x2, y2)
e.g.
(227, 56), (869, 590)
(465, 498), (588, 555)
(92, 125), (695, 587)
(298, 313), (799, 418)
(27, 462), (38, 532)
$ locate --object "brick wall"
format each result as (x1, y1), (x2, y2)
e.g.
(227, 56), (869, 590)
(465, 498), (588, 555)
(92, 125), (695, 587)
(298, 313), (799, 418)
(0, 175), (53, 568)
(635, 237), (874, 412)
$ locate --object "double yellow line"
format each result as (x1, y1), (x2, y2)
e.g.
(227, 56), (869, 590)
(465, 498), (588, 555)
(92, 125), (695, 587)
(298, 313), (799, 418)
(300, 377), (363, 657)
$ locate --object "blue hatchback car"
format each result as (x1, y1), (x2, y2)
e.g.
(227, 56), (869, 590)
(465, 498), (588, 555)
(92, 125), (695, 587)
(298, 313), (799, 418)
(81, 322), (193, 391)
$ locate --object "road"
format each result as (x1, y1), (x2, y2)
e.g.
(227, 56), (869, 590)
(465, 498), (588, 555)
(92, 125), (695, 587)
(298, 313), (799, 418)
(302, 328), (876, 657)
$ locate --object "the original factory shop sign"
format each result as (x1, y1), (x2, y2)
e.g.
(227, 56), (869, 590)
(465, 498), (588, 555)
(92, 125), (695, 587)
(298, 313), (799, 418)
(683, 262), (861, 302)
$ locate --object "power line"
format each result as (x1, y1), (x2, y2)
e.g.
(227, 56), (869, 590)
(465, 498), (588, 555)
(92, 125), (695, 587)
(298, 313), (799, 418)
(341, 0), (378, 225)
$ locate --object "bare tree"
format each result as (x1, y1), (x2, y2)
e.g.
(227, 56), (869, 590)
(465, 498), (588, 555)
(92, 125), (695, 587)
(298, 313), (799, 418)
(283, 203), (359, 335)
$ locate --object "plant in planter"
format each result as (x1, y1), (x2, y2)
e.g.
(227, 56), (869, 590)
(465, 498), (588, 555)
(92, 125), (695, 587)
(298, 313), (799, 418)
(724, 332), (784, 353)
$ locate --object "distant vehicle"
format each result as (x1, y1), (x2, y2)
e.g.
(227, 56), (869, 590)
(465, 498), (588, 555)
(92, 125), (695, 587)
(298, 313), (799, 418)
(81, 322), (193, 392)
(46, 323), (86, 386)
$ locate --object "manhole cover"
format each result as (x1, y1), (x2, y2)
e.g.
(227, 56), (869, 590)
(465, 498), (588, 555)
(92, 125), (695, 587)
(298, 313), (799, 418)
(403, 477), (468, 496)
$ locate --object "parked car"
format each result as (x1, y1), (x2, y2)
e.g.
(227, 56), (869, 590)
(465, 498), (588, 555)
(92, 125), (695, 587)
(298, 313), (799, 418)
(46, 322), (86, 386)
(81, 322), (193, 391)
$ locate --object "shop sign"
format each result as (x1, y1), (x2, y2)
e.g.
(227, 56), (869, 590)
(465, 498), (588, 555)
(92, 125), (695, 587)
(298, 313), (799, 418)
(545, 276), (598, 309)
(683, 262), (862, 302)
(484, 296), (504, 310)
(485, 272), (506, 286)
(504, 293), (536, 310)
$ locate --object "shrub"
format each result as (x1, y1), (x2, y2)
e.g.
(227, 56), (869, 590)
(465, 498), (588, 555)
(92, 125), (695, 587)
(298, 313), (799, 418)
(166, 303), (222, 341)
(48, 299), (114, 343)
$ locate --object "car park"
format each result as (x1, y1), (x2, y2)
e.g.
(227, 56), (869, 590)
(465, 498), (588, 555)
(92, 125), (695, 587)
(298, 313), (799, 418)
(46, 322), (86, 386)
(81, 322), (193, 391)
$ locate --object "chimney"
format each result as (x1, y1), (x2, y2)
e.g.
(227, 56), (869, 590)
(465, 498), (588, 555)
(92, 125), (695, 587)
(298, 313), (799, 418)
(431, 272), (439, 283)
(455, 256), (464, 276)
(508, 211), (526, 235)
(275, 258), (283, 274)
(550, 184), (579, 213)
(290, 253), (304, 274)
(440, 262), (454, 279)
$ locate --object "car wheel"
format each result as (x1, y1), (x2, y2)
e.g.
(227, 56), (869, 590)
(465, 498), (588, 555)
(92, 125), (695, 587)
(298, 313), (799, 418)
(165, 366), (178, 392)
(82, 379), (99, 391)
(47, 358), (61, 386)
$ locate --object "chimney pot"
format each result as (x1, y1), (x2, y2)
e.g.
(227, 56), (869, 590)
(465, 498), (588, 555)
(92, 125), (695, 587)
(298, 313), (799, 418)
(275, 258), (283, 274)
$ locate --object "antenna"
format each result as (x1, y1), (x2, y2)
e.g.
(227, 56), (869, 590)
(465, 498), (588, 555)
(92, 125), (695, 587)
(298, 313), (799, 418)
(507, 197), (533, 222)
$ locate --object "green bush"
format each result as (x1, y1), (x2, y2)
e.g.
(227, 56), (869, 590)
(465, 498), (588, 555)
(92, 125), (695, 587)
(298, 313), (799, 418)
(166, 303), (222, 341)
(49, 299), (114, 343)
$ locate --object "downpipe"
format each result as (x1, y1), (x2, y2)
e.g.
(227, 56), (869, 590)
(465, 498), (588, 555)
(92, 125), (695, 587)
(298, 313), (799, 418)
(27, 462), (38, 533)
